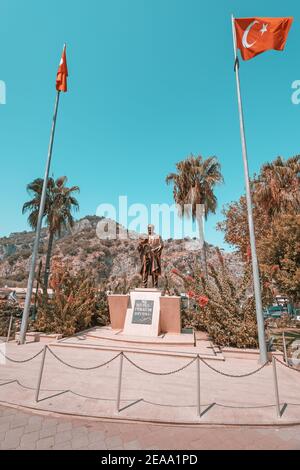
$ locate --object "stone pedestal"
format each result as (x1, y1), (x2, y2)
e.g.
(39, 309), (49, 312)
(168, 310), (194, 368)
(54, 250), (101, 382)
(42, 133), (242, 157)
(107, 294), (129, 330)
(107, 289), (182, 337)
(160, 296), (181, 334)
(123, 289), (161, 337)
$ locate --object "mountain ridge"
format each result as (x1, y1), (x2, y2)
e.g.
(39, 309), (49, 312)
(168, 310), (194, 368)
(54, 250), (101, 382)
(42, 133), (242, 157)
(0, 216), (244, 291)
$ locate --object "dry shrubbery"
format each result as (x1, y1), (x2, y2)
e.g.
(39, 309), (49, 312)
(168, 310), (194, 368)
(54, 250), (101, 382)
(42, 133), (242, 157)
(0, 303), (21, 337)
(173, 252), (264, 348)
(34, 264), (109, 336)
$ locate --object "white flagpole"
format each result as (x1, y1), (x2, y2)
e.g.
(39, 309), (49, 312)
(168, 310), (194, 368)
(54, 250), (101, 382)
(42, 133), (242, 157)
(231, 15), (267, 364)
(19, 90), (61, 345)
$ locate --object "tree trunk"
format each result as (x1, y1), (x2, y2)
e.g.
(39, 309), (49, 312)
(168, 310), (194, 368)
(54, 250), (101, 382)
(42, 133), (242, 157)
(197, 215), (208, 278)
(43, 231), (54, 294)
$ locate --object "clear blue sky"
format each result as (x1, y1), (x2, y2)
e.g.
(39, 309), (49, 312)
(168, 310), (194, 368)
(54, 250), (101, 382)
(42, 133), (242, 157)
(1, 0), (300, 248)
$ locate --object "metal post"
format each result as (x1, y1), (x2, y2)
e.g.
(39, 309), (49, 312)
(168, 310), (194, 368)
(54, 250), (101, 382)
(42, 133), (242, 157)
(282, 332), (288, 364)
(272, 356), (281, 418)
(6, 314), (13, 343)
(33, 260), (43, 321)
(231, 15), (267, 364)
(116, 353), (124, 413)
(35, 346), (48, 402)
(196, 355), (201, 418)
(19, 91), (61, 345)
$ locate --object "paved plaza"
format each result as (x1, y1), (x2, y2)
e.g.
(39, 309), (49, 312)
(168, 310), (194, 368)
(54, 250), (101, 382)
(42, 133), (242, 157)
(1, 335), (300, 426)
(0, 404), (300, 450)
(1, 332), (300, 450)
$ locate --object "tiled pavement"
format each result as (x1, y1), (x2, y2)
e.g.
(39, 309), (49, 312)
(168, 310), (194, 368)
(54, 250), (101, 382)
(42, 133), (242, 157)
(0, 405), (300, 450)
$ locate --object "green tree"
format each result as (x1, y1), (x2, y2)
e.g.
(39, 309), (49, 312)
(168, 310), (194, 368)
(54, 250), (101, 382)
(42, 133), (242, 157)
(22, 176), (79, 291)
(258, 214), (300, 304)
(217, 195), (268, 258)
(217, 155), (300, 303)
(254, 155), (300, 218)
(166, 155), (223, 276)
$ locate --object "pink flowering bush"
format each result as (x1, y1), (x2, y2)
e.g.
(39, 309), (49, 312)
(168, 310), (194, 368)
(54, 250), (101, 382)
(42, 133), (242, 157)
(172, 250), (259, 348)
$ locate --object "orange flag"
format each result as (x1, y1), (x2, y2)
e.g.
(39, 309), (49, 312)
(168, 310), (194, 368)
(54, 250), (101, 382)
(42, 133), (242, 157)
(235, 17), (293, 61)
(56, 45), (68, 92)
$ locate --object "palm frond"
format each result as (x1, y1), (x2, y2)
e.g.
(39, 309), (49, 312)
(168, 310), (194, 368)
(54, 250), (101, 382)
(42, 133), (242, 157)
(166, 154), (223, 222)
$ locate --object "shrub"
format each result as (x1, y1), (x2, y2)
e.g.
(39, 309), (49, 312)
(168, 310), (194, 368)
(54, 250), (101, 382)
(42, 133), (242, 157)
(7, 254), (20, 266)
(172, 251), (265, 348)
(93, 289), (109, 326)
(0, 303), (22, 337)
(9, 272), (27, 282)
(19, 250), (32, 260)
(86, 246), (97, 254)
(60, 244), (78, 257)
(34, 265), (106, 336)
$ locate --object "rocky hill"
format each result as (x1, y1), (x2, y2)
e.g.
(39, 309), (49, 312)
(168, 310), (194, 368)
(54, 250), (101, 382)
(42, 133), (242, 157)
(0, 216), (243, 291)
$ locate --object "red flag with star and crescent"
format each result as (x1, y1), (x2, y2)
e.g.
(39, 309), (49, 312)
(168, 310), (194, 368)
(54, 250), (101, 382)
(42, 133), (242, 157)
(56, 45), (68, 92)
(235, 17), (293, 61)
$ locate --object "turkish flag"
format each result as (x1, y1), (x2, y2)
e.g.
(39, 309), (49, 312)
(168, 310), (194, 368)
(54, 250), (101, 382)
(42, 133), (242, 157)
(235, 17), (293, 61)
(56, 45), (68, 92)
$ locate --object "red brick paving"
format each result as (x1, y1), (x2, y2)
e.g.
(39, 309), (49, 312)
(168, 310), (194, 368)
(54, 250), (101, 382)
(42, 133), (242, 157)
(0, 405), (300, 450)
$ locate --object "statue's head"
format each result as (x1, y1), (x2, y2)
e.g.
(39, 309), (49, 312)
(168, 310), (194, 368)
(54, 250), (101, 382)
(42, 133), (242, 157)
(148, 224), (154, 235)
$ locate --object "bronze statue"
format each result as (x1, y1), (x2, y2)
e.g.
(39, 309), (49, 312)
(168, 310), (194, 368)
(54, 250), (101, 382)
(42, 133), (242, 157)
(138, 224), (164, 288)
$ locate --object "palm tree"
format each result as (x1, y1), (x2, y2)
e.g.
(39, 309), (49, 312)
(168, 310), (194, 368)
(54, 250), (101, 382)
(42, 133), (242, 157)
(254, 155), (300, 218)
(166, 155), (223, 276)
(22, 176), (80, 291)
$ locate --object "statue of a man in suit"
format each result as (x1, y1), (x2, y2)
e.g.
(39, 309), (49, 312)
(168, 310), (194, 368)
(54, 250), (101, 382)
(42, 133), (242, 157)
(138, 225), (164, 288)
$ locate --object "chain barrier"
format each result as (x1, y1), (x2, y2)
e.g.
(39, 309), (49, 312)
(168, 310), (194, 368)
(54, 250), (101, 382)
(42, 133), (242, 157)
(123, 353), (197, 376)
(274, 355), (300, 373)
(214, 402), (275, 409)
(142, 398), (195, 408)
(0, 376), (138, 404)
(1, 344), (272, 377)
(2, 346), (300, 421)
(200, 358), (268, 378)
(0, 377), (64, 394)
(0, 347), (44, 363)
(46, 347), (122, 370)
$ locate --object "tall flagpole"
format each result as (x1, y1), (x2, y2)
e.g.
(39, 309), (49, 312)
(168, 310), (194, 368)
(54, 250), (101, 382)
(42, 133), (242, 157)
(231, 15), (267, 364)
(19, 90), (61, 345)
